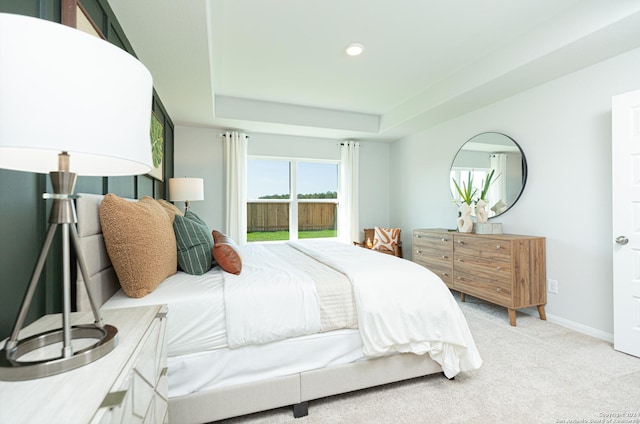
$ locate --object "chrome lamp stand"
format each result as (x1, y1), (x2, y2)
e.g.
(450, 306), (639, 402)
(0, 153), (117, 380)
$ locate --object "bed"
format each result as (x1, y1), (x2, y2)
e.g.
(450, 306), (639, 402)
(74, 193), (482, 423)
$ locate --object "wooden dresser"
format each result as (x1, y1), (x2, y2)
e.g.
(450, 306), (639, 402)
(413, 228), (546, 326)
(0, 305), (168, 424)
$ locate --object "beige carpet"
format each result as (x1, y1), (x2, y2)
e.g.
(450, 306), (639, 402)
(219, 294), (640, 423)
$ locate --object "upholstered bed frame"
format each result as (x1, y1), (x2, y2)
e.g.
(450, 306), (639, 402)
(74, 193), (444, 423)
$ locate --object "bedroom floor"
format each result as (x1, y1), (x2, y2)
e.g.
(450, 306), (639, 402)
(215, 293), (640, 423)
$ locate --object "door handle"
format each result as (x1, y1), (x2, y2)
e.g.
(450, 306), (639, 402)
(616, 236), (629, 245)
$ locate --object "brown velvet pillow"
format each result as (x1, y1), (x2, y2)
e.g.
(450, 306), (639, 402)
(211, 230), (242, 275)
(100, 194), (177, 298)
(156, 198), (184, 224)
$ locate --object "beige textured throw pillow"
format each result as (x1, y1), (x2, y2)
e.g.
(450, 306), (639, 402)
(100, 194), (177, 298)
(156, 199), (184, 223)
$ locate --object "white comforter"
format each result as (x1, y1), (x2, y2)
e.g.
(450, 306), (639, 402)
(223, 244), (322, 347)
(222, 240), (481, 377)
(289, 240), (483, 378)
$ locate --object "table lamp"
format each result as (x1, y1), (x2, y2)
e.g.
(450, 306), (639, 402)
(0, 13), (153, 380)
(169, 178), (204, 212)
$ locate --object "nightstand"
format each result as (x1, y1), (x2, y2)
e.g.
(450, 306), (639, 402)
(0, 305), (168, 423)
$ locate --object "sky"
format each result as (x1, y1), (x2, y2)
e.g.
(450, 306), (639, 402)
(247, 159), (338, 199)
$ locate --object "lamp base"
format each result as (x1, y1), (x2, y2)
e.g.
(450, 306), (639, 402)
(2, 163), (120, 381)
(0, 324), (117, 381)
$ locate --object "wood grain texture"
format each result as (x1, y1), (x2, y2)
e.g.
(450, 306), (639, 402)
(0, 305), (167, 424)
(413, 229), (546, 326)
(413, 230), (454, 287)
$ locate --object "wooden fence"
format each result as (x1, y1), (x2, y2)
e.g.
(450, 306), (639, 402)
(247, 202), (336, 232)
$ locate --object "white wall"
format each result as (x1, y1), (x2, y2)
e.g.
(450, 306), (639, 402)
(173, 126), (225, 231)
(390, 46), (640, 339)
(174, 129), (392, 241)
(357, 141), (392, 232)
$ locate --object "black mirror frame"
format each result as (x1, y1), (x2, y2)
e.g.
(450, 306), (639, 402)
(449, 132), (528, 219)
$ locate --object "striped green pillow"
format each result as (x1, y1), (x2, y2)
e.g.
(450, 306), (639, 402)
(173, 211), (214, 275)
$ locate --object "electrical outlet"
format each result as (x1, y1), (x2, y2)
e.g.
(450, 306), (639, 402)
(547, 279), (558, 294)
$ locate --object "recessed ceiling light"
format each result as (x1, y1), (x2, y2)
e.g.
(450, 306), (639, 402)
(345, 43), (364, 56)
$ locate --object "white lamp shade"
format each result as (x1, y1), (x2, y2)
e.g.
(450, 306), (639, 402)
(0, 13), (153, 176)
(169, 178), (204, 202)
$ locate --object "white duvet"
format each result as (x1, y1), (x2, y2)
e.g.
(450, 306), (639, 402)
(223, 244), (322, 348)
(289, 240), (483, 378)
(223, 239), (482, 378)
(103, 269), (226, 356)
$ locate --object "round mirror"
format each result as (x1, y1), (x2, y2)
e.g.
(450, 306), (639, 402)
(450, 132), (527, 219)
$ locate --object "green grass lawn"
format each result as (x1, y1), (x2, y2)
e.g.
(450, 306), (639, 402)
(247, 229), (337, 242)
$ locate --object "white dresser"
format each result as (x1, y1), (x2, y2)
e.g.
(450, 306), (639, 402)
(0, 305), (168, 424)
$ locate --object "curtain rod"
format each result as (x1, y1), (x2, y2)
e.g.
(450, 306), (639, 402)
(217, 132), (250, 139)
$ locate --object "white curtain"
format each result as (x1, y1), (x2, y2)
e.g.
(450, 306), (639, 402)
(222, 131), (249, 244)
(338, 141), (360, 243)
(488, 153), (507, 214)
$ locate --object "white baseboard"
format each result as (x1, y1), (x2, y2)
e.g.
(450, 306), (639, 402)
(521, 308), (613, 343)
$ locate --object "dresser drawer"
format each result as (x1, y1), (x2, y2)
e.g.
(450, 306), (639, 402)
(454, 254), (511, 284)
(413, 231), (453, 253)
(453, 235), (511, 261)
(414, 256), (453, 287)
(453, 269), (512, 305)
(95, 385), (132, 424)
(414, 246), (452, 263)
(139, 309), (167, 384)
(91, 307), (168, 424)
(143, 392), (168, 424)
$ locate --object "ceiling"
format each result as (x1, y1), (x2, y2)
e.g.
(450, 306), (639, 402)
(106, 0), (640, 142)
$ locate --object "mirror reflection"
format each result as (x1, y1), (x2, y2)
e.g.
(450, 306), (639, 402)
(450, 132), (527, 219)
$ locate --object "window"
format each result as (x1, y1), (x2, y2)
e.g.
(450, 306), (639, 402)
(450, 168), (490, 203)
(247, 157), (339, 242)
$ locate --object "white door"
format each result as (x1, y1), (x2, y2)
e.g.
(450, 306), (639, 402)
(613, 89), (640, 357)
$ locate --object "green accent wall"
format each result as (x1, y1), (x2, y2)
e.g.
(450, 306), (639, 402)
(0, 0), (174, 339)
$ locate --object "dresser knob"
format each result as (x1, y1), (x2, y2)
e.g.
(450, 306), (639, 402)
(441, 255), (448, 259)
(457, 240), (464, 245)
(416, 250), (422, 254)
(496, 266), (501, 271)
(441, 272), (448, 276)
(415, 234), (421, 238)
(496, 245), (502, 249)
(456, 258), (462, 262)
(496, 287), (502, 292)
(441, 238), (450, 242)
